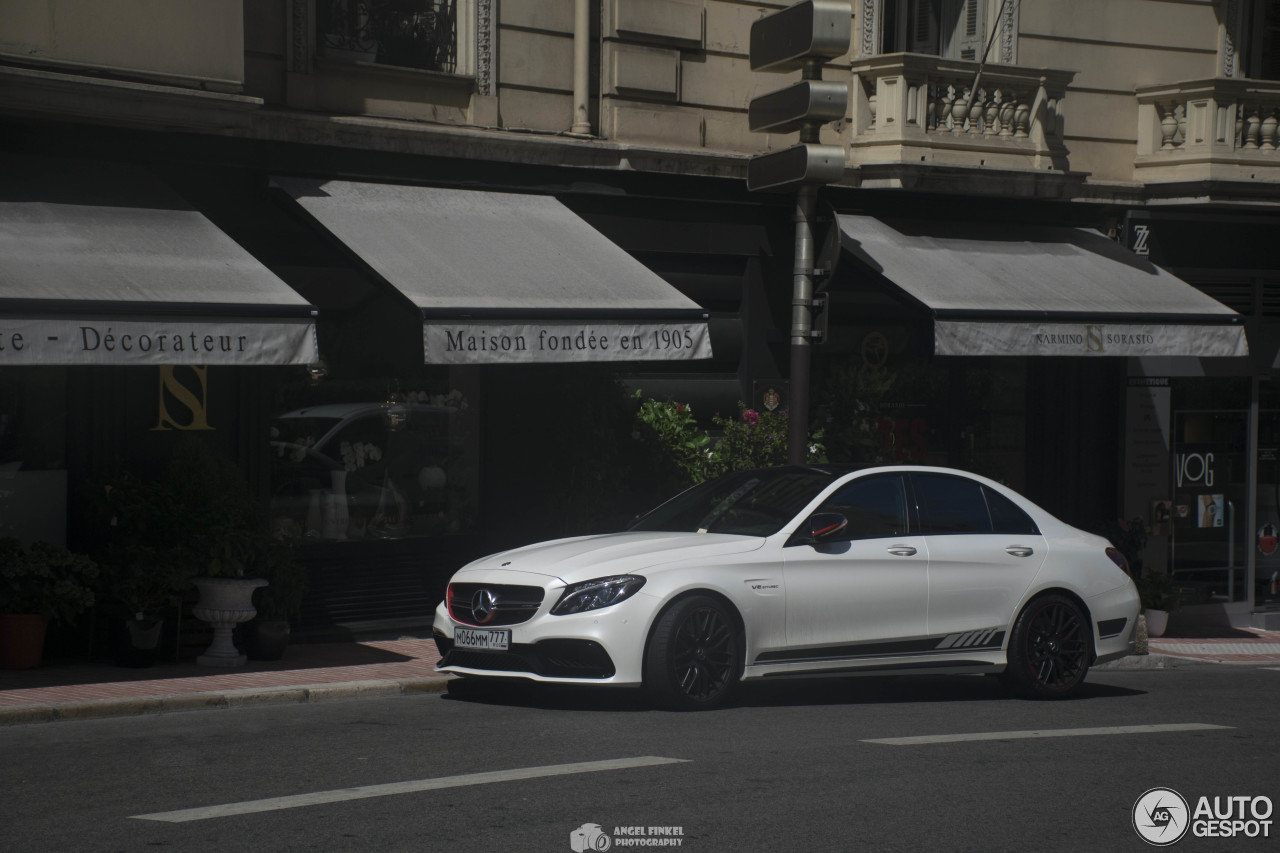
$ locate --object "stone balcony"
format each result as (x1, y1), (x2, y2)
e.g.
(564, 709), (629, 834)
(846, 53), (1075, 186)
(1135, 78), (1280, 184)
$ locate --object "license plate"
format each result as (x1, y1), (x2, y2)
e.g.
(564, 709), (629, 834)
(454, 628), (511, 651)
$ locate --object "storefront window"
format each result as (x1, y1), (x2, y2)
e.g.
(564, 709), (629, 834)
(814, 325), (1026, 491)
(0, 369), (68, 544)
(1131, 371), (1249, 604)
(1255, 380), (1280, 606)
(268, 373), (478, 542)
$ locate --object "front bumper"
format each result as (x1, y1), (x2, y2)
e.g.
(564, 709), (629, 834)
(434, 634), (617, 679)
(431, 594), (654, 685)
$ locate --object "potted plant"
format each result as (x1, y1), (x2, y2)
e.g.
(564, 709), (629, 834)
(160, 440), (272, 667)
(91, 439), (274, 667)
(92, 473), (198, 665)
(0, 537), (98, 669)
(246, 536), (308, 661)
(1135, 568), (1179, 638)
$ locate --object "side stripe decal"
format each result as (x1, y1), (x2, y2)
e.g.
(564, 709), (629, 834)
(754, 628), (1007, 665)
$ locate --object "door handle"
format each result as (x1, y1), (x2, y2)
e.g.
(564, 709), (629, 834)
(888, 545), (918, 557)
(1005, 546), (1034, 558)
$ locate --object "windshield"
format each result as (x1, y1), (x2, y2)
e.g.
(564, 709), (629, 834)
(628, 468), (839, 537)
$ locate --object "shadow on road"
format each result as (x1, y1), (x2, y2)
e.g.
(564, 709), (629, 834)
(439, 672), (1145, 713)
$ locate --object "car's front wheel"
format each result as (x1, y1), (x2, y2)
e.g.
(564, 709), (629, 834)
(1003, 594), (1092, 699)
(644, 595), (742, 711)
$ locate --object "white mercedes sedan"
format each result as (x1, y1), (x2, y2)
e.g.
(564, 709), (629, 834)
(432, 465), (1139, 709)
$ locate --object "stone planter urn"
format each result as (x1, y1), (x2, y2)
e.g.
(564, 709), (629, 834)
(1145, 608), (1169, 639)
(193, 577), (268, 667)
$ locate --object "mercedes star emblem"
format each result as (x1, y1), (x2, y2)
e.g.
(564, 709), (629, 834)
(471, 588), (498, 624)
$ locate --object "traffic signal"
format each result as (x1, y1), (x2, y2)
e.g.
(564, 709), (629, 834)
(747, 1), (852, 192)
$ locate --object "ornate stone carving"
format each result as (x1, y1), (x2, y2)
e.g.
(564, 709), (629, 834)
(1223, 0), (1240, 77)
(999, 0), (1016, 64)
(476, 0), (494, 95)
(292, 0), (312, 74)
(860, 0), (877, 58)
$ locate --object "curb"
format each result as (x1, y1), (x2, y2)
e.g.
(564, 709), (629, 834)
(0, 676), (452, 727)
(1093, 653), (1205, 671)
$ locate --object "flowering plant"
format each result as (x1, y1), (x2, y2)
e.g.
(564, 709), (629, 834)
(634, 393), (826, 485)
(633, 395), (711, 483)
(710, 403), (825, 476)
(339, 440), (383, 471)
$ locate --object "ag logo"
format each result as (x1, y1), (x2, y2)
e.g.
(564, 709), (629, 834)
(1133, 787), (1190, 846)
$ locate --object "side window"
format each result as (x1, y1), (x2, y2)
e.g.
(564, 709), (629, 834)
(816, 475), (909, 541)
(985, 486), (1040, 535)
(913, 473), (992, 534)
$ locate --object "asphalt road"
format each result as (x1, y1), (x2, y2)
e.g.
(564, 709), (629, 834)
(3, 663), (1278, 852)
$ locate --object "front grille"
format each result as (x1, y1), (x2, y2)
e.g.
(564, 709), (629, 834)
(438, 638), (616, 679)
(447, 583), (545, 627)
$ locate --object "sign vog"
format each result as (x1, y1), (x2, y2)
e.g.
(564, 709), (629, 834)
(423, 321), (713, 364)
(1176, 452), (1216, 487)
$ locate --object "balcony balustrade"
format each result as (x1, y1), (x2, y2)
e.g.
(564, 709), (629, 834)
(318, 0), (457, 74)
(848, 53), (1074, 174)
(1136, 78), (1280, 183)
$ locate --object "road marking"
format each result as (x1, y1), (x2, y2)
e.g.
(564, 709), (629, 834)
(131, 756), (689, 823)
(862, 723), (1232, 746)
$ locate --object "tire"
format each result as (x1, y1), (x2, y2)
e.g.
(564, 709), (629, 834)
(1002, 594), (1093, 699)
(643, 595), (742, 711)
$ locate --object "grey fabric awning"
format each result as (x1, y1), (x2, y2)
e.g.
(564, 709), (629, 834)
(0, 154), (318, 366)
(275, 178), (712, 364)
(837, 215), (1248, 357)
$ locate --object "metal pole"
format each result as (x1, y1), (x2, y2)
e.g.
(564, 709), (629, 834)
(570, 0), (592, 135)
(789, 183), (817, 464)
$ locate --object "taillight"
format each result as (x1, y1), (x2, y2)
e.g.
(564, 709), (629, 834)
(1105, 547), (1130, 576)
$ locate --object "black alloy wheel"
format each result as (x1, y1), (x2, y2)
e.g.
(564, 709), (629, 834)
(1003, 594), (1092, 699)
(644, 595), (742, 710)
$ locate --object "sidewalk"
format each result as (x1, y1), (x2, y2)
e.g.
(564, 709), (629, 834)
(0, 636), (450, 726)
(1147, 627), (1280, 665)
(2, 628), (1279, 727)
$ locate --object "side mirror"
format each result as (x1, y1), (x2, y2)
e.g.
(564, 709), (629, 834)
(788, 512), (848, 546)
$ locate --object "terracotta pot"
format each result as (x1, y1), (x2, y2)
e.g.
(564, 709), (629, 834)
(247, 619), (291, 661)
(0, 613), (49, 669)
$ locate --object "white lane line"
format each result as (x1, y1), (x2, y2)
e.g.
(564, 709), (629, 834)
(131, 756), (689, 823)
(862, 723), (1232, 746)
(1263, 667), (1280, 672)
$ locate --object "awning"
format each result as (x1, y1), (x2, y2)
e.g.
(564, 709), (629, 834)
(836, 215), (1248, 358)
(0, 154), (318, 366)
(274, 178), (712, 365)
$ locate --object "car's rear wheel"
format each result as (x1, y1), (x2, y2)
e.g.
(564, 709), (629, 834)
(1003, 594), (1092, 699)
(644, 595), (741, 710)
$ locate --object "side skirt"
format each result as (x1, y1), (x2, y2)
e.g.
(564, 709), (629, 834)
(744, 654), (1004, 680)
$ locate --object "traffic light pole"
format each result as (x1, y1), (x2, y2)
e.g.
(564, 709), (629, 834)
(745, 1), (852, 464)
(789, 181), (817, 465)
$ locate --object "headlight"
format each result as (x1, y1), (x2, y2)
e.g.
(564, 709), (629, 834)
(550, 575), (647, 615)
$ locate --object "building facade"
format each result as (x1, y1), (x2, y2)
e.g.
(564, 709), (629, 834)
(1, 0), (1278, 632)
